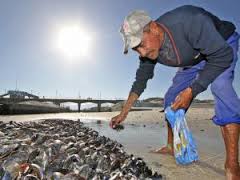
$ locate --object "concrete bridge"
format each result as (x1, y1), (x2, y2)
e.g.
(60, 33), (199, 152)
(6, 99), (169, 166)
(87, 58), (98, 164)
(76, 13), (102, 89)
(0, 97), (124, 112)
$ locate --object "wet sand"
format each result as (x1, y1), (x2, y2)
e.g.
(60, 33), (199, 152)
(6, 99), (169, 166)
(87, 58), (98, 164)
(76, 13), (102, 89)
(0, 107), (238, 179)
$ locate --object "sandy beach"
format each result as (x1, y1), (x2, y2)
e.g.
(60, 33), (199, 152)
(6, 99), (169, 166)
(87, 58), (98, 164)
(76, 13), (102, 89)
(0, 106), (238, 179)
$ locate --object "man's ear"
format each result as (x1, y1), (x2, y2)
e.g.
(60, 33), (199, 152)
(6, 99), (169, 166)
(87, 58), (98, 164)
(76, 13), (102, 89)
(149, 21), (160, 35)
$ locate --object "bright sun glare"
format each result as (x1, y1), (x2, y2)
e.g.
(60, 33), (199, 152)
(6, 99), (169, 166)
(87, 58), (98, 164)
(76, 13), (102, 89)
(57, 26), (92, 58)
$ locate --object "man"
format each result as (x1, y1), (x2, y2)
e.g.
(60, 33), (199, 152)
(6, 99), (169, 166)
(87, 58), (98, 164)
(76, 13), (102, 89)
(109, 5), (240, 180)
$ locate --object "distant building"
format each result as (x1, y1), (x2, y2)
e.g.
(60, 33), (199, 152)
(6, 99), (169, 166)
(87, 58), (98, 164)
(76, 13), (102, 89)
(0, 90), (39, 99)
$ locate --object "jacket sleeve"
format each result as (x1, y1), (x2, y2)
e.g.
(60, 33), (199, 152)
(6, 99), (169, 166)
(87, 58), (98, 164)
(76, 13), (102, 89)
(130, 57), (157, 96)
(186, 14), (233, 97)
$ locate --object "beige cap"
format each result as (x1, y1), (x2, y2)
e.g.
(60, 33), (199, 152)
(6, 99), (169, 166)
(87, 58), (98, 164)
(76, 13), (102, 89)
(120, 10), (152, 54)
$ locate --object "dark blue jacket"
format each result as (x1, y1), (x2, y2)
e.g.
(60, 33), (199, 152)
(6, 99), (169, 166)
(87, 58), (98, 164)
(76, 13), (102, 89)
(130, 5), (235, 97)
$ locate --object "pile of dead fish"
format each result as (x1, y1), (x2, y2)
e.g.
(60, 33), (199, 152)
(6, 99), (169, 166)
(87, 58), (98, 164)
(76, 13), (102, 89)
(0, 119), (162, 180)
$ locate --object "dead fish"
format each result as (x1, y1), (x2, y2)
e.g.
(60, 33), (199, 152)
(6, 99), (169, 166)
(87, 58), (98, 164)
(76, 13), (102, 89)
(23, 174), (39, 180)
(109, 171), (123, 180)
(28, 163), (44, 179)
(76, 164), (90, 179)
(1, 162), (19, 180)
(28, 148), (40, 163)
(50, 171), (64, 180)
(63, 136), (76, 143)
(0, 144), (20, 158)
(60, 172), (86, 180)
(0, 119), (163, 179)
(0, 166), (5, 179)
(110, 159), (121, 171)
(1, 170), (12, 180)
(63, 154), (81, 169)
(66, 147), (78, 155)
(0, 131), (4, 137)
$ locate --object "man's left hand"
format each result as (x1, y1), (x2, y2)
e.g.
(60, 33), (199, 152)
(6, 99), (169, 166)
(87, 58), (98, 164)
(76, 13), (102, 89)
(171, 87), (193, 110)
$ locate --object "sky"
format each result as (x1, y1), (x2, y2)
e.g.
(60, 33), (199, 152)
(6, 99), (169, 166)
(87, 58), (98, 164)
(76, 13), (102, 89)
(0, 0), (240, 100)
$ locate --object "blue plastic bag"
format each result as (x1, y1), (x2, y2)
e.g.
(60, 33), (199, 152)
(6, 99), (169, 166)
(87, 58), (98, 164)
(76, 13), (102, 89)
(165, 106), (199, 165)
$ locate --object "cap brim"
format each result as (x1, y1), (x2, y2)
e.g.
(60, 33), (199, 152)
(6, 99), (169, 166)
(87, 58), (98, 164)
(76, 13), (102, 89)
(123, 36), (141, 55)
(123, 39), (129, 54)
(129, 36), (141, 48)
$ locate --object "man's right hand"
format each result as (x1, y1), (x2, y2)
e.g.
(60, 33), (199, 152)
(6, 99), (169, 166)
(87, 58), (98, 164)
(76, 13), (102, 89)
(109, 113), (127, 129)
(109, 92), (139, 129)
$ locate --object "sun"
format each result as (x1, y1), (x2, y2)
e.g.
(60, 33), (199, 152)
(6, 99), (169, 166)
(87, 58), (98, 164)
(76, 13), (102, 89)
(56, 25), (92, 58)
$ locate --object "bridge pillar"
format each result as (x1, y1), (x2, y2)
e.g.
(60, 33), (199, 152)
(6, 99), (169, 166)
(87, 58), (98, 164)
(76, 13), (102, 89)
(97, 102), (101, 112)
(55, 102), (60, 106)
(78, 103), (81, 112)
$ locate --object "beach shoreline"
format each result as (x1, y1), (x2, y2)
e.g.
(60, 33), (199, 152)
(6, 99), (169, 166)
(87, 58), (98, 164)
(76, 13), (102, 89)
(0, 106), (238, 179)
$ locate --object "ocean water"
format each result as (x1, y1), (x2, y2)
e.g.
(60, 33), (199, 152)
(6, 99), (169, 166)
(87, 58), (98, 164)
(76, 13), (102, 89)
(86, 121), (168, 152)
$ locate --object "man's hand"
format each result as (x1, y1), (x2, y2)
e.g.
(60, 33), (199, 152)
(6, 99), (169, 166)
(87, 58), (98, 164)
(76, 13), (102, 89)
(171, 87), (193, 110)
(109, 113), (127, 129)
(109, 92), (139, 129)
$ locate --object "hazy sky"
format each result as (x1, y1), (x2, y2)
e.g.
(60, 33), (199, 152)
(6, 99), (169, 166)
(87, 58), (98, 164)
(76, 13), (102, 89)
(0, 0), (240, 100)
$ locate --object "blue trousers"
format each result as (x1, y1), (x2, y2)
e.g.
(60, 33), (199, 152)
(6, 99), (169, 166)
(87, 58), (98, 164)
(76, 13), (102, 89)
(164, 32), (240, 126)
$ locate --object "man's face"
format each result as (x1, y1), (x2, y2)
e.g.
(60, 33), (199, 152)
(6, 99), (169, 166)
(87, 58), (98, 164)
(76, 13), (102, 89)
(133, 28), (161, 60)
